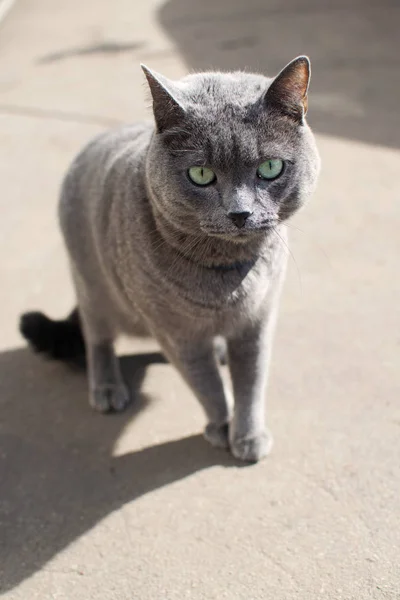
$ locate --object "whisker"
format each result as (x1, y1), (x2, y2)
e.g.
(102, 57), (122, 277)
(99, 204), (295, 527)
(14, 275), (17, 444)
(164, 234), (203, 282)
(273, 226), (302, 295)
(285, 222), (333, 271)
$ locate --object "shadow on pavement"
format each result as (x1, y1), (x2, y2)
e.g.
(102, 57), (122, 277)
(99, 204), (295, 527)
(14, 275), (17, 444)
(0, 348), (236, 593)
(158, 0), (400, 149)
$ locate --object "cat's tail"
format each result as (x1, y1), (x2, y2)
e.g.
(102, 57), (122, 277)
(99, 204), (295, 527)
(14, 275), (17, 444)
(19, 308), (86, 365)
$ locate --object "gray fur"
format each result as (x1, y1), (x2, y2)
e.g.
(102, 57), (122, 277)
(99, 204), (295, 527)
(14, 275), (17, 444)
(59, 56), (320, 462)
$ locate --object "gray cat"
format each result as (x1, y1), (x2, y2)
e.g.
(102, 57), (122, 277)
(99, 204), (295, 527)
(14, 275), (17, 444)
(20, 56), (320, 462)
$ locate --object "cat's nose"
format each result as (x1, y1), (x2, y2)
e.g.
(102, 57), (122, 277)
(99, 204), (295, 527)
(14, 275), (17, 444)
(228, 211), (252, 229)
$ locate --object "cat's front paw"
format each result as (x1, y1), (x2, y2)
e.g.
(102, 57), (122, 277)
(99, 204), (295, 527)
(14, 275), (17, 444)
(230, 430), (273, 463)
(90, 383), (130, 413)
(204, 422), (230, 449)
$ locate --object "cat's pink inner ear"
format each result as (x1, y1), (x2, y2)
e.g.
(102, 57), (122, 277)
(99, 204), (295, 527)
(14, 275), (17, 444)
(141, 64), (186, 132)
(265, 56), (311, 121)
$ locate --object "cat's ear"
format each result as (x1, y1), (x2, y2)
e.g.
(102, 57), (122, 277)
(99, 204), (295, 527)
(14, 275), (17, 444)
(264, 56), (310, 122)
(141, 64), (186, 132)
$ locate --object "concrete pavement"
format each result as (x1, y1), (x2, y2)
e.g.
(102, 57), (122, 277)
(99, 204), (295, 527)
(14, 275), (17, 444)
(0, 0), (399, 598)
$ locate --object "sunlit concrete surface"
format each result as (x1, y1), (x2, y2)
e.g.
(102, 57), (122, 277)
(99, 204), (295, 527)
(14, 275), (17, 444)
(1, 1), (399, 598)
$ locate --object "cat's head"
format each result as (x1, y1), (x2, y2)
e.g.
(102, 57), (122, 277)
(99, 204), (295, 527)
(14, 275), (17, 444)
(143, 57), (320, 241)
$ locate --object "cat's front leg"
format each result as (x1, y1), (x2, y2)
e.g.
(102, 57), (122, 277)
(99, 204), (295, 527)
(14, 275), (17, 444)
(159, 337), (232, 449)
(227, 317), (276, 463)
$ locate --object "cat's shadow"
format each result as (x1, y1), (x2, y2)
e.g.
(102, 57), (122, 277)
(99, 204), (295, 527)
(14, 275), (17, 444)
(157, 0), (399, 150)
(0, 348), (237, 593)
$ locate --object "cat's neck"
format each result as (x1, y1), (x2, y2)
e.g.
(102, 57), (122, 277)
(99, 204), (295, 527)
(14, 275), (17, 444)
(151, 209), (274, 270)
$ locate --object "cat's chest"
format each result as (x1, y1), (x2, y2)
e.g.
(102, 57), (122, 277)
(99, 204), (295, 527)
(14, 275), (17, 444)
(116, 226), (286, 335)
(135, 257), (275, 335)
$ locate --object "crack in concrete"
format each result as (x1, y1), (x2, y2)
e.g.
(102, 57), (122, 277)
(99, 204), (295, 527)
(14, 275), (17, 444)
(0, 103), (122, 127)
(37, 41), (144, 65)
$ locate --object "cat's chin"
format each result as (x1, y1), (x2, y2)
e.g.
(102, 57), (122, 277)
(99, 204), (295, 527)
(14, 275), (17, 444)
(202, 227), (273, 243)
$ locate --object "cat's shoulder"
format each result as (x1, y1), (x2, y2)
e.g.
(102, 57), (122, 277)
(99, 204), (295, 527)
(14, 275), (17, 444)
(82, 122), (153, 161)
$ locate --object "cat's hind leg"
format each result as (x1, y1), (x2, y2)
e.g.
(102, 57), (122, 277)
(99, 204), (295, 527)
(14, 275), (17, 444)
(75, 281), (130, 413)
(86, 339), (129, 413)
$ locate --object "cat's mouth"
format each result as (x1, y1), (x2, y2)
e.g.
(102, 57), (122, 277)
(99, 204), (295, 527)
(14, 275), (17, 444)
(201, 222), (276, 240)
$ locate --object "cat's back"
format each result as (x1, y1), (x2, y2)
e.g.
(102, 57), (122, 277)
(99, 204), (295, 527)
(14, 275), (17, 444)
(59, 122), (153, 269)
(59, 122), (152, 235)
(61, 122), (152, 203)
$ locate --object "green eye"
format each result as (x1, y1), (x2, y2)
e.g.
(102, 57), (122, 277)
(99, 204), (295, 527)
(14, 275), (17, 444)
(257, 159), (284, 180)
(188, 166), (216, 186)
